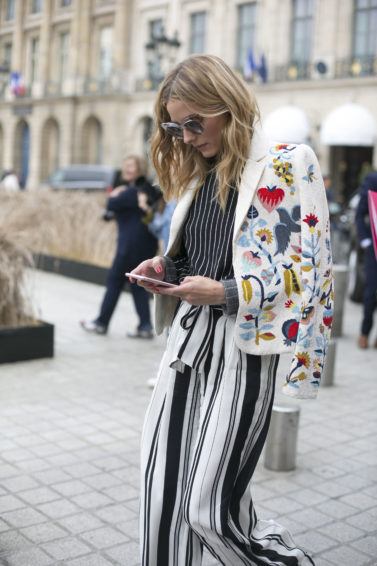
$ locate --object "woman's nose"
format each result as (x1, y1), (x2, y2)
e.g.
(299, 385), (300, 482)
(183, 128), (196, 144)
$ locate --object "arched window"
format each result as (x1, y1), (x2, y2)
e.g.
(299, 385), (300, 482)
(14, 120), (30, 188)
(40, 118), (60, 180)
(81, 116), (103, 164)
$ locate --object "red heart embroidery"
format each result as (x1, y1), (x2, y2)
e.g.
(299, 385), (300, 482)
(257, 185), (285, 212)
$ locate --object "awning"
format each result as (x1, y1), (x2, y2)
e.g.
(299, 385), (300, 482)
(262, 105), (310, 144)
(320, 103), (377, 147)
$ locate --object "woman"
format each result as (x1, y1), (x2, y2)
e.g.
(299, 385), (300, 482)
(81, 155), (158, 338)
(131, 55), (333, 565)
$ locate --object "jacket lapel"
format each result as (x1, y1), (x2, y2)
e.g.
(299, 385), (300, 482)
(233, 127), (270, 241)
(166, 184), (196, 254)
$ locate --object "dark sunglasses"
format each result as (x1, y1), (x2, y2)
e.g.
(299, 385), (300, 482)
(160, 117), (204, 139)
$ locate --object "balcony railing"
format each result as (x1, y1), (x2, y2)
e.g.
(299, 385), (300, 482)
(334, 56), (377, 79)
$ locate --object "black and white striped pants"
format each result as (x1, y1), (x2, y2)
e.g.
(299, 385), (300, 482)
(141, 304), (314, 566)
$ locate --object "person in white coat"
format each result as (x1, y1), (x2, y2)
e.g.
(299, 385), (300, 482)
(130, 55), (333, 566)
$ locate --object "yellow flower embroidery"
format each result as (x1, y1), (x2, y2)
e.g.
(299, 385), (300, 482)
(273, 158), (294, 186)
(295, 351), (311, 368)
(256, 228), (273, 244)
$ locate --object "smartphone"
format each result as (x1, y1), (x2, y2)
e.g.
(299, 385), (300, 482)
(125, 273), (177, 288)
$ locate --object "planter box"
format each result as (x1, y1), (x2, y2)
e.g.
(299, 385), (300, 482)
(0, 321), (54, 364)
(34, 253), (109, 286)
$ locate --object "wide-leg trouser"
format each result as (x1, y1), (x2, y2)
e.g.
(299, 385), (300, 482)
(140, 310), (314, 566)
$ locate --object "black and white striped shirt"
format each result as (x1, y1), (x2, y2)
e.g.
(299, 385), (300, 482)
(164, 171), (239, 313)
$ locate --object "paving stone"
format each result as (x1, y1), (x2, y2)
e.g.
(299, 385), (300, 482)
(0, 530), (32, 552)
(83, 472), (123, 491)
(37, 498), (81, 519)
(42, 537), (92, 560)
(52, 479), (92, 497)
(320, 544), (371, 566)
(80, 525), (129, 549)
(295, 530), (338, 553)
(351, 534), (377, 558)
(18, 486), (60, 505)
(315, 499), (359, 520)
(2, 547), (54, 565)
(21, 521), (68, 544)
(72, 491), (114, 510)
(318, 521), (365, 543)
(65, 555), (114, 566)
(1, 507), (47, 528)
(0, 474), (40, 493)
(0, 494), (26, 513)
(58, 512), (105, 534)
(346, 511), (377, 533)
(63, 463), (101, 479)
(339, 492), (377, 511)
(104, 541), (140, 564)
(261, 495), (303, 514)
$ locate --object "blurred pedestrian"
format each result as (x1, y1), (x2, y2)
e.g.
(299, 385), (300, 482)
(355, 171), (377, 349)
(137, 189), (176, 254)
(0, 170), (20, 192)
(131, 54), (332, 566)
(80, 155), (159, 338)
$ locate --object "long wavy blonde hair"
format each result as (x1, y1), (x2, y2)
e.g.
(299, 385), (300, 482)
(151, 54), (260, 208)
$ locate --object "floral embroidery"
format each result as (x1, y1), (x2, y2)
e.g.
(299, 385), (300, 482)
(272, 158), (294, 187)
(303, 213), (319, 232)
(256, 228), (273, 244)
(235, 143), (333, 398)
(302, 164), (316, 183)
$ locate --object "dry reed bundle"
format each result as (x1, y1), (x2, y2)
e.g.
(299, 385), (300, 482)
(0, 191), (116, 267)
(0, 230), (36, 328)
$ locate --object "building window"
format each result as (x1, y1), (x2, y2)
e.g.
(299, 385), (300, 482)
(189, 12), (206, 54)
(60, 0), (72, 6)
(149, 18), (164, 40)
(353, 0), (377, 59)
(29, 37), (40, 84)
(290, 0), (314, 64)
(5, 0), (15, 20)
(98, 26), (113, 80)
(236, 2), (257, 70)
(58, 31), (69, 82)
(3, 42), (12, 71)
(31, 0), (43, 13)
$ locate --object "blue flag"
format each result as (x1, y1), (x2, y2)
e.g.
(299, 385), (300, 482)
(243, 48), (256, 81)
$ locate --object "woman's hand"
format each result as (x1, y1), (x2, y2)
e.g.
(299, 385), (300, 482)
(128, 257), (166, 292)
(110, 186), (126, 198)
(158, 276), (225, 306)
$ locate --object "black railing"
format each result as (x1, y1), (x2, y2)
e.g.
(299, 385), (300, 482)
(274, 61), (311, 82)
(334, 56), (377, 78)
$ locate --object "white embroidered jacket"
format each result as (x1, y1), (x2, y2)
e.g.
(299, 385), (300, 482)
(154, 129), (334, 399)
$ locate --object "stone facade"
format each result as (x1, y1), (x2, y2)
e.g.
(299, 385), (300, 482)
(0, 0), (376, 197)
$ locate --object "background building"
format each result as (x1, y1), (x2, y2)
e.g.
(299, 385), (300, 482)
(0, 0), (376, 202)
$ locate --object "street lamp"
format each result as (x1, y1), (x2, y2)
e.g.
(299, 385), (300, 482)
(145, 26), (181, 89)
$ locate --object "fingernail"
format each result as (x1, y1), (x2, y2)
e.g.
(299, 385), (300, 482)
(155, 265), (162, 273)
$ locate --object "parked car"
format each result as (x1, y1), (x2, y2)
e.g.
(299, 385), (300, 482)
(48, 165), (121, 192)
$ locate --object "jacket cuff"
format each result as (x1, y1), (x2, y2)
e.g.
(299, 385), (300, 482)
(163, 256), (178, 283)
(221, 279), (239, 315)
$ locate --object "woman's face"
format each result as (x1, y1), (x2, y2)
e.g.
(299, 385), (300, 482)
(122, 158), (139, 182)
(165, 99), (227, 158)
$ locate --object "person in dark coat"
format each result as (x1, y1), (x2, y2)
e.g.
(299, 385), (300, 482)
(355, 171), (377, 349)
(80, 155), (158, 338)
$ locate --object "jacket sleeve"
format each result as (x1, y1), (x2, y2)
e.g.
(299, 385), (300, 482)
(283, 145), (334, 399)
(107, 187), (139, 212)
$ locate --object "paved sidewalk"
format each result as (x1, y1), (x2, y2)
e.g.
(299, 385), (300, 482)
(0, 270), (376, 566)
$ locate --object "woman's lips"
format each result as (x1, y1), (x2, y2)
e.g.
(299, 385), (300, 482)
(196, 143), (208, 151)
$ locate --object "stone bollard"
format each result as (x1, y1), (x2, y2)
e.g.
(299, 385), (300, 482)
(321, 339), (337, 387)
(264, 405), (300, 471)
(332, 265), (349, 338)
